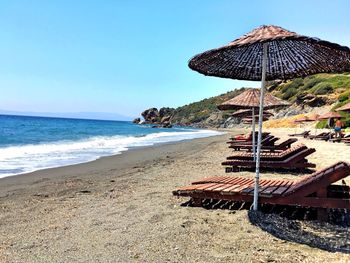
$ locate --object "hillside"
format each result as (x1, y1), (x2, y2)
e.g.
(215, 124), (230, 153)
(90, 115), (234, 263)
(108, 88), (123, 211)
(171, 87), (246, 126)
(137, 73), (350, 128)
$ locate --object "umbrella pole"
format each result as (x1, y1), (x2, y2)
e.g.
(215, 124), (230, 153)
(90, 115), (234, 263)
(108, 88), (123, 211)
(252, 107), (256, 161)
(253, 43), (268, 211)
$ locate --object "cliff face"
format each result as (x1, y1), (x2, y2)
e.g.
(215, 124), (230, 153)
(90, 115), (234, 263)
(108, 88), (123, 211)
(136, 73), (350, 128)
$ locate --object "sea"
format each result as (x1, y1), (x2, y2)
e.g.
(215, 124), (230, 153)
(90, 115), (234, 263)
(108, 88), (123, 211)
(0, 115), (223, 178)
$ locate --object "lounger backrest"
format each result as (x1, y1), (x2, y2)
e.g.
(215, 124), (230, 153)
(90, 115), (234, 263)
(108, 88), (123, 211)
(283, 161), (350, 197)
(278, 138), (297, 147)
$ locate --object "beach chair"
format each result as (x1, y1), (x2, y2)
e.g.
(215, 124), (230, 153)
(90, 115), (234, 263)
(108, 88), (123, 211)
(288, 130), (310, 138)
(229, 132), (270, 142)
(172, 162), (350, 221)
(308, 132), (330, 140)
(231, 138), (297, 152)
(228, 136), (280, 151)
(330, 134), (350, 143)
(228, 134), (276, 145)
(226, 143), (305, 161)
(222, 145), (315, 171)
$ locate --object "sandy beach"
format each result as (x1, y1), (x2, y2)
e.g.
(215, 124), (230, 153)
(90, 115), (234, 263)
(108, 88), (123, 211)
(0, 128), (350, 262)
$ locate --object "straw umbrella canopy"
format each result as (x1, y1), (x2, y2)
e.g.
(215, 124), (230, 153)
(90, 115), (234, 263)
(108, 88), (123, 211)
(294, 115), (318, 132)
(218, 88), (289, 110)
(318, 111), (342, 120)
(308, 113), (320, 121)
(336, 102), (350, 112)
(189, 25), (350, 211)
(218, 88), (288, 160)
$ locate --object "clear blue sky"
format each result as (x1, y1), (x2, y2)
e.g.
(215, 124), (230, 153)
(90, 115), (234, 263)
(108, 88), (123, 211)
(1, 0), (350, 119)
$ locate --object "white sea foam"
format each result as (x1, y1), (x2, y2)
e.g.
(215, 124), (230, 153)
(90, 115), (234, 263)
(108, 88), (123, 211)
(0, 129), (223, 178)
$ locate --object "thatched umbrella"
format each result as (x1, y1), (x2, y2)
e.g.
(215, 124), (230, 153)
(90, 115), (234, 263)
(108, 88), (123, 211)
(189, 25), (350, 210)
(318, 111), (342, 120)
(294, 115), (318, 132)
(218, 88), (288, 160)
(336, 102), (350, 112)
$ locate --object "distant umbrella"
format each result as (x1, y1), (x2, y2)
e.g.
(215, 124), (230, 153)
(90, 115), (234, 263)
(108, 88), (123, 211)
(308, 113), (320, 121)
(336, 102), (350, 112)
(217, 88), (289, 110)
(189, 25), (350, 211)
(218, 88), (287, 160)
(318, 111), (342, 120)
(294, 114), (319, 133)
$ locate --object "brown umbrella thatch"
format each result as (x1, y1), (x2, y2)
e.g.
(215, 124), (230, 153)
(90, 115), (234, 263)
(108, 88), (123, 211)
(218, 88), (289, 110)
(294, 114), (319, 123)
(336, 102), (350, 112)
(231, 109), (273, 118)
(189, 25), (350, 81)
(318, 111), (342, 120)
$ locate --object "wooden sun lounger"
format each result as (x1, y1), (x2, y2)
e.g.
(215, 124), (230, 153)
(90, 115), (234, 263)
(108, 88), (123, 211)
(288, 130), (310, 138)
(173, 162), (350, 221)
(226, 143), (305, 161)
(329, 134), (349, 143)
(222, 146), (316, 171)
(229, 136), (280, 151)
(250, 138), (297, 152)
(308, 132), (330, 140)
(229, 132), (270, 142)
(227, 134), (274, 145)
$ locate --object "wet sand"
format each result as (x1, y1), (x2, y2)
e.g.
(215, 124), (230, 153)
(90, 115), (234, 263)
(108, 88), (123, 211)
(0, 128), (349, 262)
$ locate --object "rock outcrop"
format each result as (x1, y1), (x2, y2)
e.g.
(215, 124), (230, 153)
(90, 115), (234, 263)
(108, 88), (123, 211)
(137, 107), (175, 128)
(141, 108), (159, 123)
(132, 118), (141, 124)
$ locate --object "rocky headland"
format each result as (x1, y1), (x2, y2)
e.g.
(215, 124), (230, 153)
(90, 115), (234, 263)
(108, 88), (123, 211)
(132, 73), (350, 129)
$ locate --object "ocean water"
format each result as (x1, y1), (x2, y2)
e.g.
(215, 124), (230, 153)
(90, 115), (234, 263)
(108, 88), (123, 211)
(0, 115), (222, 178)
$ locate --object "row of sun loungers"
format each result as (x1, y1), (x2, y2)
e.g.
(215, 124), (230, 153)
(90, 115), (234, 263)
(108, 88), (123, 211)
(223, 144), (316, 172)
(228, 135), (279, 151)
(229, 138), (297, 152)
(288, 131), (310, 138)
(172, 131), (349, 223)
(173, 162), (350, 221)
(289, 130), (350, 144)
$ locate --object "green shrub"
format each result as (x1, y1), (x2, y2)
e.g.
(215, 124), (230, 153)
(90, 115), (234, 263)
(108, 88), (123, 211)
(280, 78), (303, 93)
(339, 92), (350, 102)
(313, 83), (333, 95)
(303, 78), (323, 90)
(315, 120), (328, 129)
(281, 88), (297, 100)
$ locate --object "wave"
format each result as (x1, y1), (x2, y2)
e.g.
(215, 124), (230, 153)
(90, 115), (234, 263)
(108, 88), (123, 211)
(0, 129), (223, 178)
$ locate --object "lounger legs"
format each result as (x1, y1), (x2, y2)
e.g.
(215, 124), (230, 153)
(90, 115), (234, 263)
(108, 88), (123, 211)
(192, 198), (202, 207)
(317, 188), (328, 221)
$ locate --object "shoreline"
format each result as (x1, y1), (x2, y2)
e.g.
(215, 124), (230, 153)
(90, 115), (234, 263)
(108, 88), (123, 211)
(0, 128), (224, 180)
(1, 129), (349, 262)
(0, 134), (227, 193)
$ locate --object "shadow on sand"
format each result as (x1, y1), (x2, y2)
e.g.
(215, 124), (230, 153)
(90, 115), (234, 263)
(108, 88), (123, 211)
(248, 211), (350, 253)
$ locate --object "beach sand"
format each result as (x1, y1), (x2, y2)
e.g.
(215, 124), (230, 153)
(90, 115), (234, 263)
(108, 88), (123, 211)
(0, 128), (349, 262)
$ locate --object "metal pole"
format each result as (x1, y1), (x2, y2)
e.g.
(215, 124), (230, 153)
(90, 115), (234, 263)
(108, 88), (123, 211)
(253, 42), (268, 211)
(252, 107), (256, 161)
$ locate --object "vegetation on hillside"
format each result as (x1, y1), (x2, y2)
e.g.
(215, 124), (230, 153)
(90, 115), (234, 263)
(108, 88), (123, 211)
(171, 88), (246, 124)
(269, 73), (350, 102)
(167, 73), (350, 128)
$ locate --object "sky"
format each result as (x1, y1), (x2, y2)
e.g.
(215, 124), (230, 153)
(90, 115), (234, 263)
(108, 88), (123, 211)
(1, 0), (350, 119)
